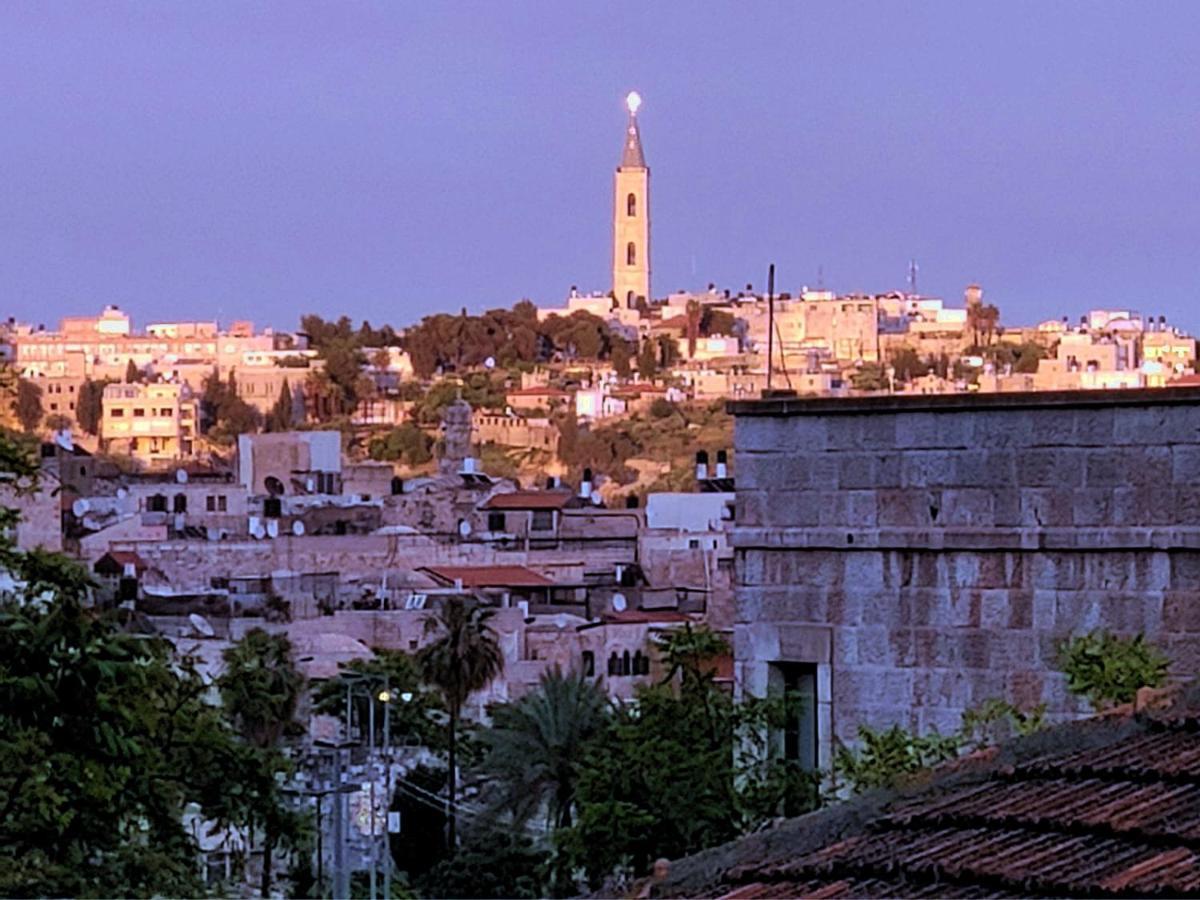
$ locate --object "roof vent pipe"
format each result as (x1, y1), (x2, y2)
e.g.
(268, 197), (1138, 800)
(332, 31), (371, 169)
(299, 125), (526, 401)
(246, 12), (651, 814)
(715, 449), (728, 479)
(695, 450), (709, 481)
(580, 467), (593, 499)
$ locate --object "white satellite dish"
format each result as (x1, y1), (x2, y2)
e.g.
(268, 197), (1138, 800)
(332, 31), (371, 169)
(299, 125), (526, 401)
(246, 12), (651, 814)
(292, 520), (305, 536)
(72, 498), (89, 517)
(590, 489), (603, 506)
(266, 519), (279, 538)
(188, 613), (215, 638)
(458, 519), (472, 538)
(484, 356), (496, 370)
(175, 468), (188, 484)
(116, 487), (128, 499)
(612, 592), (627, 612)
(55, 430), (74, 451)
(251, 522), (266, 539)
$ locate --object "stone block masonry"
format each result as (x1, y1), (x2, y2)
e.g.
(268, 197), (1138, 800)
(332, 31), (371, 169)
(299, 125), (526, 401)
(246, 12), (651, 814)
(729, 388), (1200, 769)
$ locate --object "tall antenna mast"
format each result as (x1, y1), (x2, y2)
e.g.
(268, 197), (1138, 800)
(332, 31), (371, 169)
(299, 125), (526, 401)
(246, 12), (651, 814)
(908, 259), (919, 295)
(766, 263), (776, 393)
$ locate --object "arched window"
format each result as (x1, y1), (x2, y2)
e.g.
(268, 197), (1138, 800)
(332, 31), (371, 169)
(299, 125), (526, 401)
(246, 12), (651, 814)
(633, 650), (646, 677)
(626, 193), (637, 217)
(622, 650), (632, 676)
(608, 652), (620, 677)
(173, 493), (187, 513)
(626, 290), (636, 307)
(626, 242), (637, 266)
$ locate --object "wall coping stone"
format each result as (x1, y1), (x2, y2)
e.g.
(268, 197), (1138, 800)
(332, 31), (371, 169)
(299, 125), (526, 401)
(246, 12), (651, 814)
(728, 387), (1200, 418)
(733, 526), (1200, 551)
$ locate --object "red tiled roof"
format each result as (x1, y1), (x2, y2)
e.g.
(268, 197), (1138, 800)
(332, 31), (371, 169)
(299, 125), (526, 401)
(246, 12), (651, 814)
(1168, 374), (1200, 386)
(420, 565), (555, 588)
(94, 550), (149, 575)
(482, 490), (573, 510)
(684, 710), (1200, 899)
(612, 382), (667, 395)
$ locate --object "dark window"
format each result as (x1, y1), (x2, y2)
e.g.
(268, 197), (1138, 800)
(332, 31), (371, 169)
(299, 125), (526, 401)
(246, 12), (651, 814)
(621, 649), (631, 676)
(148, 494), (167, 512)
(217, 495), (227, 512)
(530, 509), (554, 531)
(173, 493), (187, 513)
(133, 408), (145, 417)
(582, 651), (595, 677)
(607, 652), (619, 677)
(633, 650), (648, 677)
(626, 192), (637, 217)
(264, 497), (282, 519)
(626, 242), (637, 266)
(206, 495), (216, 512)
(488, 511), (506, 532)
(111, 408), (124, 417)
(771, 662), (819, 775)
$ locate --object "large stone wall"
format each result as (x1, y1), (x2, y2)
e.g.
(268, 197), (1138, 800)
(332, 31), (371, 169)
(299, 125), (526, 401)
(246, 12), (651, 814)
(730, 388), (1200, 767)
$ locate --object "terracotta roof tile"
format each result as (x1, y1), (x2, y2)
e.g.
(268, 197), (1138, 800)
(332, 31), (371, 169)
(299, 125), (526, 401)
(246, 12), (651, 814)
(419, 565), (555, 588)
(481, 490), (573, 510)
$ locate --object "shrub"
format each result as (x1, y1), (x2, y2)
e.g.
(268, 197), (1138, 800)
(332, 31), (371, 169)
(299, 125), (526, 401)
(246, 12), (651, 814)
(1059, 630), (1169, 710)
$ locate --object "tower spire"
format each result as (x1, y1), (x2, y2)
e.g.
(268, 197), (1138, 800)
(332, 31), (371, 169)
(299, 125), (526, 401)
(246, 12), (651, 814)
(620, 92), (647, 169)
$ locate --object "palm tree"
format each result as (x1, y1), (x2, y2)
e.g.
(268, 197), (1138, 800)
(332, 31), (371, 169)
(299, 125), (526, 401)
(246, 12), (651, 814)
(218, 628), (305, 895)
(417, 597), (504, 850)
(482, 667), (609, 831)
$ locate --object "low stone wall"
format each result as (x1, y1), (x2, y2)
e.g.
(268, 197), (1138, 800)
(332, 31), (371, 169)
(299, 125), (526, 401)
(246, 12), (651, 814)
(730, 388), (1200, 764)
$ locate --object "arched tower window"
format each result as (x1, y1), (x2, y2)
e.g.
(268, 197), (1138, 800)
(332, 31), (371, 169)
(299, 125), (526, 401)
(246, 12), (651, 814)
(626, 193), (637, 217)
(626, 242), (637, 267)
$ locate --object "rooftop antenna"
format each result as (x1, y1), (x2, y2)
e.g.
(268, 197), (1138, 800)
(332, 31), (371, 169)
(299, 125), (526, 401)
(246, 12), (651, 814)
(908, 259), (919, 295)
(817, 264), (825, 290)
(766, 263), (775, 392)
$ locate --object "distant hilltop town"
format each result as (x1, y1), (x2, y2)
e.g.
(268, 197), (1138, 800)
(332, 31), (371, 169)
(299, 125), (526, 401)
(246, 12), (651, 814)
(3, 93), (1195, 477)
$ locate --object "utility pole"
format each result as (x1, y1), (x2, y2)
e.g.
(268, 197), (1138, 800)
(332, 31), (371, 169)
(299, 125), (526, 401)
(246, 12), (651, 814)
(766, 263), (776, 393)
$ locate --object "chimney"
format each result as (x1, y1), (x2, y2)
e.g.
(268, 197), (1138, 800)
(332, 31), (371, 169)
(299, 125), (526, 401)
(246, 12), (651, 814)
(715, 449), (728, 479)
(580, 467), (593, 499)
(695, 450), (709, 481)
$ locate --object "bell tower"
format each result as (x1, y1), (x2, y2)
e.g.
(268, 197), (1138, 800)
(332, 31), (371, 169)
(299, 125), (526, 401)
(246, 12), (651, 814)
(613, 91), (650, 309)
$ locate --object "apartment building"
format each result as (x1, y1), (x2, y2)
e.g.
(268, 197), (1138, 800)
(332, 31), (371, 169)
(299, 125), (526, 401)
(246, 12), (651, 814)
(101, 382), (198, 465)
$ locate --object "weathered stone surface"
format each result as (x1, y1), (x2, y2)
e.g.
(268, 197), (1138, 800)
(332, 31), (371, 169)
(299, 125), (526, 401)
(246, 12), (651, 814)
(732, 391), (1200, 757)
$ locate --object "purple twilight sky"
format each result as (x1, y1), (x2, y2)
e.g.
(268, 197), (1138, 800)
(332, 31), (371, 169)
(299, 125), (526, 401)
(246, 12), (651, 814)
(3, 2), (1200, 333)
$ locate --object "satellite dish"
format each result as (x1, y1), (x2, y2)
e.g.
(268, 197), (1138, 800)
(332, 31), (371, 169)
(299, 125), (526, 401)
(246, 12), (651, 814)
(175, 468), (188, 484)
(72, 498), (89, 517)
(116, 487), (128, 499)
(264, 476), (285, 497)
(188, 613), (215, 638)
(291, 520), (306, 536)
(55, 430), (74, 451)
(590, 489), (603, 506)
(458, 519), (472, 538)
(612, 592), (627, 612)
(266, 519), (279, 538)
(484, 356), (496, 370)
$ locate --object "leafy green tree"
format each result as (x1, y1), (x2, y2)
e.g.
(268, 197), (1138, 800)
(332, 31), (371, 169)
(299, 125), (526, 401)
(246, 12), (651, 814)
(44, 413), (72, 433)
(15, 379), (42, 433)
(313, 649), (444, 749)
(218, 629), (306, 896)
(369, 423), (433, 465)
(611, 339), (633, 379)
(636, 339), (658, 380)
(560, 626), (817, 888)
(76, 378), (107, 435)
(124, 359), (141, 383)
(201, 371), (262, 442)
(265, 377), (295, 432)
(851, 363), (888, 392)
(481, 668), (608, 831)
(888, 346), (930, 383)
(417, 597), (505, 851)
(1059, 630), (1169, 710)
(0, 433), (297, 896)
(417, 833), (549, 899)
(649, 397), (675, 419)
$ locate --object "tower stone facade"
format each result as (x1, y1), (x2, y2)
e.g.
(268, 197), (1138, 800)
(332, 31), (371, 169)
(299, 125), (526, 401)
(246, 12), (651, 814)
(613, 93), (650, 309)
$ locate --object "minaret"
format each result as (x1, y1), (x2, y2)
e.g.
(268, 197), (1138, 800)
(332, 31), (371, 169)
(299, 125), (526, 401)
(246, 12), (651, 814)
(613, 91), (650, 309)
